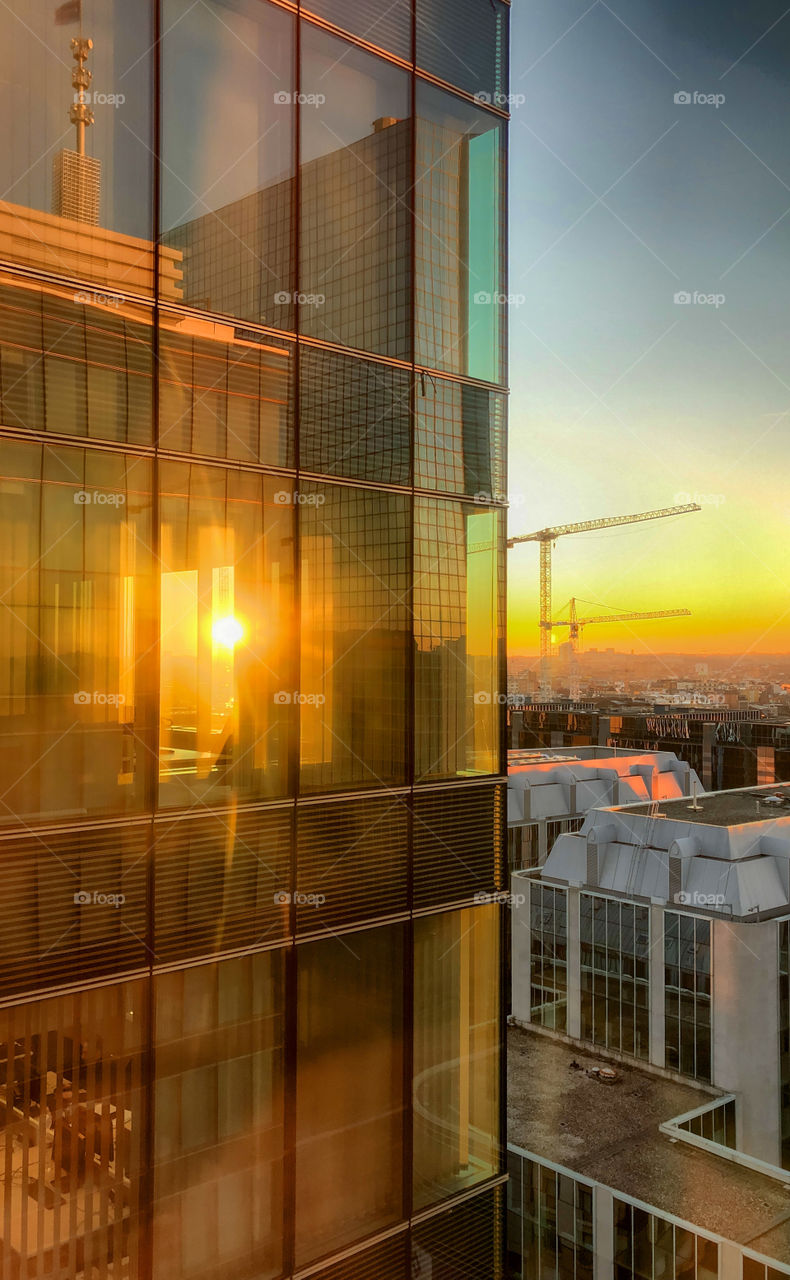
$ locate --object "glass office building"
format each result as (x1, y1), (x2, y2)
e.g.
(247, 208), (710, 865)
(0, 0), (509, 1276)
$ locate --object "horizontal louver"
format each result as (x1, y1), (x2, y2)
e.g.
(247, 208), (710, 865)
(300, 1234), (408, 1280)
(296, 796), (409, 932)
(0, 821), (149, 998)
(413, 1186), (504, 1278)
(413, 785), (504, 909)
(302, 0), (412, 61)
(155, 808), (292, 963)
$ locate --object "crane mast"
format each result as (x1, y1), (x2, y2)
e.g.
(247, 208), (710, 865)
(507, 504), (701, 692)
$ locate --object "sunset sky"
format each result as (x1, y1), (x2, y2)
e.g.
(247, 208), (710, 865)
(507, 0), (790, 657)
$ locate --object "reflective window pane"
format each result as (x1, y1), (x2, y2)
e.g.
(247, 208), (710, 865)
(0, 981), (147, 1279)
(0, 280), (153, 444)
(0, 442), (152, 824)
(413, 906), (500, 1209)
(302, 1), (412, 61)
(296, 926), (404, 1265)
(299, 345), (411, 484)
(159, 319), (293, 466)
(299, 482), (410, 791)
(154, 953), (285, 1280)
(416, 85), (505, 383)
(415, 375), (506, 496)
(415, 498), (502, 780)
(161, 0), (295, 328)
(158, 463), (295, 807)
(300, 26), (411, 358)
(417, 0), (509, 100)
(0, 1), (155, 292)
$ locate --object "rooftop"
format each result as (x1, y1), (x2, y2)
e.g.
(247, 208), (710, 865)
(507, 1025), (790, 1257)
(627, 784), (790, 828)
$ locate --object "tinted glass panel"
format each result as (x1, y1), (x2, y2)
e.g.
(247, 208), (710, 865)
(302, 0), (412, 61)
(416, 85), (505, 382)
(0, 282), (153, 444)
(300, 26), (411, 358)
(158, 463), (295, 807)
(415, 375), (506, 496)
(417, 0), (509, 100)
(413, 906), (500, 1209)
(159, 321), (293, 466)
(299, 344), (410, 483)
(161, 0), (295, 328)
(296, 926), (404, 1265)
(415, 498), (502, 779)
(154, 952), (285, 1280)
(299, 482), (410, 791)
(0, 2), (155, 291)
(0, 441), (152, 823)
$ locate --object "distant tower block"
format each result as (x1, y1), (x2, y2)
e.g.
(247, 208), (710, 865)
(52, 150), (101, 224)
(52, 36), (101, 224)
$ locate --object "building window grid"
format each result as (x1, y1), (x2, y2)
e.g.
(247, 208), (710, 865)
(743, 1254), (790, 1280)
(530, 885), (567, 1032)
(614, 1198), (719, 1280)
(507, 1152), (594, 1280)
(579, 893), (650, 1061)
(664, 912), (712, 1083)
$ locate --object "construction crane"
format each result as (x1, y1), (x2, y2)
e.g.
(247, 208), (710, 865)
(553, 598), (692, 696)
(507, 504), (701, 690)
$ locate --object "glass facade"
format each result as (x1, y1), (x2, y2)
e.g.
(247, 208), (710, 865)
(665, 913), (712, 1082)
(530, 885), (568, 1032)
(0, 0), (508, 1276)
(743, 1256), (790, 1280)
(580, 894), (650, 1060)
(507, 1152), (594, 1280)
(614, 1199), (719, 1280)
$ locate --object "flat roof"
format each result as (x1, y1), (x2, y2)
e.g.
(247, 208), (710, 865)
(507, 1025), (790, 1256)
(625, 784), (790, 828)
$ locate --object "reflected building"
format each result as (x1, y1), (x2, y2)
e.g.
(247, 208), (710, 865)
(0, 1), (509, 1279)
